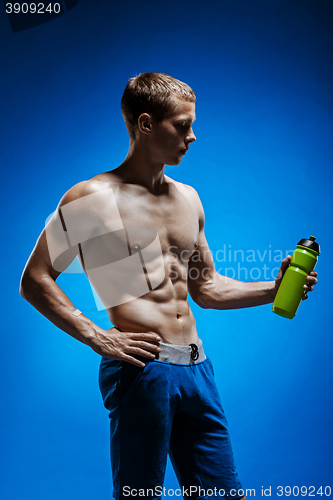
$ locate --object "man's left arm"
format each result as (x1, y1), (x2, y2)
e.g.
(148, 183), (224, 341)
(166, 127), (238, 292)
(187, 195), (317, 310)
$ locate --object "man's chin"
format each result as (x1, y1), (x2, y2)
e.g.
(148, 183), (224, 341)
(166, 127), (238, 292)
(166, 158), (182, 167)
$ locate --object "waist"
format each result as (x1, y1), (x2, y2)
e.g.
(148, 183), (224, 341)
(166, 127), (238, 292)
(155, 339), (206, 364)
(107, 299), (198, 344)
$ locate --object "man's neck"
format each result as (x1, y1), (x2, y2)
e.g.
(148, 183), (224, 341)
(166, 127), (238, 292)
(113, 142), (167, 194)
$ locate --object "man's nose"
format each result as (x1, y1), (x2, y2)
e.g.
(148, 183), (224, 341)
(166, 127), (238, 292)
(186, 128), (196, 144)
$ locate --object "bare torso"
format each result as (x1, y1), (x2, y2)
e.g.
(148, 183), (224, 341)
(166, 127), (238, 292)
(87, 171), (201, 345)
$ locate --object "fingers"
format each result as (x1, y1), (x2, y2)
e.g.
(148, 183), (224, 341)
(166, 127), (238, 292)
(127, 334), (162, 356)
(126, 346), (159, 359)
(120, 346), (160, 366)
(278, 255), (291, 275)
(120, 353), (146, 368)
(113, 341), (161, 367)
(92, 329), (163, 366)
(130, 340), (161, 353)
(130, 332), (162, 342)
(280, 255), (292, 270)
(275, 256), (292, 287)
(110, 331), (163, 366)
(103, 348), (155, 367)
(306, 273), (318, 285)
(303, 272), (318, 294)
(101, 348), (148, 367)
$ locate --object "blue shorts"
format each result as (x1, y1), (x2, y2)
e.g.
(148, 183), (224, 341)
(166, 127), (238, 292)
(99, 341), (243, 499)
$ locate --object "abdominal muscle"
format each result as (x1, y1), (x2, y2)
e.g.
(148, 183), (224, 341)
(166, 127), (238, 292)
(106, 278), (199, 346)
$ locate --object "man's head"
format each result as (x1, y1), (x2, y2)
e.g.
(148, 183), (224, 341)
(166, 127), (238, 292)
(121, 72), (196, 140)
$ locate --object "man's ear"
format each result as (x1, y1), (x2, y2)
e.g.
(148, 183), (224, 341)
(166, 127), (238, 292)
(138, 113), (152, 135)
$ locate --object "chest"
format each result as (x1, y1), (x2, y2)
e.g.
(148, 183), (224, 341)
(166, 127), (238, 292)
(114, 187), (199, 257)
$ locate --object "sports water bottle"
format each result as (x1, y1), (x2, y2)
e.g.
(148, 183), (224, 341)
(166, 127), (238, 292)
(272, 236), (320, 319)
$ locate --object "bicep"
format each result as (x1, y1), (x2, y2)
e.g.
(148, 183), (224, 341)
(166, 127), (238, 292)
(23, 216), (79, 283)
(23, 180), (97, 281)
(23, 180), (123, 282)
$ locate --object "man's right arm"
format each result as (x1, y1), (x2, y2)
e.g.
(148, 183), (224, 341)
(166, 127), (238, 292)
(20, 182), (161, 367)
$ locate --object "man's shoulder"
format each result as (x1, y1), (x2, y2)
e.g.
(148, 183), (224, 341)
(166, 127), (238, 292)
(165, 176), (200, 201)
(165, 177), (205, 227)
(59, 172), (118, 207)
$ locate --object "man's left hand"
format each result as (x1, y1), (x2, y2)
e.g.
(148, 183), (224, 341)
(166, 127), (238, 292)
(275, 255), (318, 300)
(302, 269), (318, 300)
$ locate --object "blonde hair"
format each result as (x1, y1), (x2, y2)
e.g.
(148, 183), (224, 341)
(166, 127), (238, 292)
(121, 72), (196, 139)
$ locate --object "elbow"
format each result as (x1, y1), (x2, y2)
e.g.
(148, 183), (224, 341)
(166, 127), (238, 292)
(192, 289), (211, 309)
(19, 272), (31, 301)
(20, 267), (55, 303)
(198, 300), (210, 310)
(189, 279), (215, 310)
(19, 270), (38, 302)
(197, 294), (211, 309)
(194, 294), (208, 309)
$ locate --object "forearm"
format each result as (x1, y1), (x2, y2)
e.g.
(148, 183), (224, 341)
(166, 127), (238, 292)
(20, 271), (163, 367)
(20, 272), (106, 345)
(197, 272), (276, 310)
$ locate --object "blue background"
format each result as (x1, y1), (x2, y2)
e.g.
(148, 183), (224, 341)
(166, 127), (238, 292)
(1, 0), (332, 499)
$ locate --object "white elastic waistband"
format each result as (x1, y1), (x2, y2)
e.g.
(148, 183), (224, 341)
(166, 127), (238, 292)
(156, 340), (206, 364)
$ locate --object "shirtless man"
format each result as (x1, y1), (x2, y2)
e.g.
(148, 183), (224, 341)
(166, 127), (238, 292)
(20, 73), (318, 500)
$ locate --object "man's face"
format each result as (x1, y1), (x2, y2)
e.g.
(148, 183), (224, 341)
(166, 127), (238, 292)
(149, 100), (196, 166)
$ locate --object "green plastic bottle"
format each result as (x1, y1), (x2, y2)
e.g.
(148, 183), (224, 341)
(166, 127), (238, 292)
(272, 236), (320, 319)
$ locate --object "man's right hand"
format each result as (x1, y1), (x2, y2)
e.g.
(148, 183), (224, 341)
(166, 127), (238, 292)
(88, 327), (162, 367)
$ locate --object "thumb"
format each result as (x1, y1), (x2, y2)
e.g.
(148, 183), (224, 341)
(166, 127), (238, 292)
(277, 255), (291, 279)
(281, 255), (292, 271)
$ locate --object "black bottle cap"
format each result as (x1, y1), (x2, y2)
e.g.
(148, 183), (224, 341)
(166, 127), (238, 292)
(297, 235), (321, 255)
